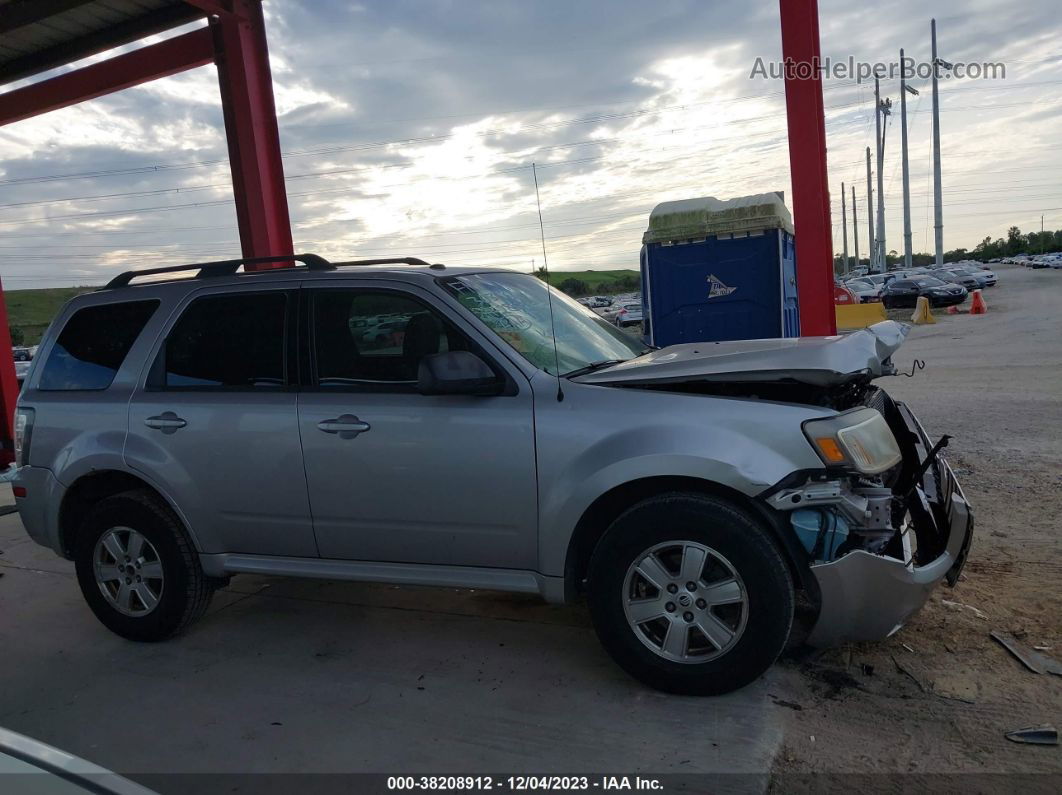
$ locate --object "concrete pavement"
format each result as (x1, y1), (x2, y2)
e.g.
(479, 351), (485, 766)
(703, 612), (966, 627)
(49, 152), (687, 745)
(0, 488), (781, 790)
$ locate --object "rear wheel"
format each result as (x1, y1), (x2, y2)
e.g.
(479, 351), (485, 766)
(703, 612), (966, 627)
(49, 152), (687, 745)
(587, 493), (793, 695)
(74, 490), (215, 642)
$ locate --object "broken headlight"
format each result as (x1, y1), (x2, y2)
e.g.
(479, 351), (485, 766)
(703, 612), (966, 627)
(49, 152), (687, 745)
(803, 407), (902, 475)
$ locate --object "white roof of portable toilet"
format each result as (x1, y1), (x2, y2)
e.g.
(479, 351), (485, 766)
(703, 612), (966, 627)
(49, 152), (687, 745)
(643, 191), (794, 244)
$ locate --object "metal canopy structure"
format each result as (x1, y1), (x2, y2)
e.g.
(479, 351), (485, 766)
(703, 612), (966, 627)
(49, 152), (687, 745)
(779, 0), (836, 337)
(0, 0), (837, 462)
(0, 0), (206, 85)
(0, 0), (294, 464)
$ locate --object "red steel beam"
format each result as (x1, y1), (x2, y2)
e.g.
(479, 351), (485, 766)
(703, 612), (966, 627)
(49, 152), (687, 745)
(184, 0), (240, 19)
(779, 0), (836, 336)
(0, 28), (215, 126)
(0, 277), (19, 466)
(211, 0), (293, 266)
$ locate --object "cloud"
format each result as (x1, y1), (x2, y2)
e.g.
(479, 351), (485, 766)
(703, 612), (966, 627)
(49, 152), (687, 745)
(0, 0), (1059, 287)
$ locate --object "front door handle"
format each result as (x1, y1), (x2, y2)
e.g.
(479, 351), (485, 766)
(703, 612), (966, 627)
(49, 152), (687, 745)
(317, 414), (371, 439)
(144, 412), (187, 434)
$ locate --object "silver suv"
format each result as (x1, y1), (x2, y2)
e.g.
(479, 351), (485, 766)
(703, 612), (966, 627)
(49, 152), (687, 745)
(13, 254), (973, 696)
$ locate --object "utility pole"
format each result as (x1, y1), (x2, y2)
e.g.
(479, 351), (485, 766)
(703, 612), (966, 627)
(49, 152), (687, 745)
(852, 184), (860, 270)
(866, 146), (875, 272)
(875, 77), (891, 271)
(1043, 216), (1046, 254)
(900, 48), (918, 269)
(931, 19), (952, 267)
(841, 181), (849, 275)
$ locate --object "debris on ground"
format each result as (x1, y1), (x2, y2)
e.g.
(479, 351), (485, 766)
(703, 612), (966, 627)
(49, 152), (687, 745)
(770, 696), (804, 711)
(991, 631), (1062, 675)
(892, 655), (927, 692)
(941, 599), (988, 620)
(1004, 726), (1059, 746)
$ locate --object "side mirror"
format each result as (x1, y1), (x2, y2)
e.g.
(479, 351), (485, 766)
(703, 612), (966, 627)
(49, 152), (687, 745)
(417, 351), (503, 396)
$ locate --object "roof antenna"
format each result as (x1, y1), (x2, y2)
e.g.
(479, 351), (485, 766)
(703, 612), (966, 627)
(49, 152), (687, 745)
(532, 162), (564, 402)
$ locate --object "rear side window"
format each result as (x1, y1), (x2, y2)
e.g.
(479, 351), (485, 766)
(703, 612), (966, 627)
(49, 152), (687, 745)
(38, 300), (159, 391)
(160, 292), (287, 389)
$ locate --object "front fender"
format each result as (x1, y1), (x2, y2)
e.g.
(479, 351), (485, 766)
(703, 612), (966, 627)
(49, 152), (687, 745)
(533, 376), (830, 576)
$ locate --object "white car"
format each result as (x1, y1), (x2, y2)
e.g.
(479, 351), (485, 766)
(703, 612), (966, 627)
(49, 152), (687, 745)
(844, 278), (882, 303)
(0, 726), (153, 794)
(857, 273), (894, 288)
(612, 302), (644, 328)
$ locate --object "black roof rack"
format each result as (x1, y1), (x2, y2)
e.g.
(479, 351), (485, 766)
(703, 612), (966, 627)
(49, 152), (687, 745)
(331, 257), (431, 268)
(103, 253), (433, 289)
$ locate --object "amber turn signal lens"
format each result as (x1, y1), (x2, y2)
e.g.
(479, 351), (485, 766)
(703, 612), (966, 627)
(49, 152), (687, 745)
(814, 437), (846, 463)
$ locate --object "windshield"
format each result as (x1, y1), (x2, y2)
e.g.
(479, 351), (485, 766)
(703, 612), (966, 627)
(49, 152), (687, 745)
(445, 272), (646, 375)
(916, 278), (946, 287)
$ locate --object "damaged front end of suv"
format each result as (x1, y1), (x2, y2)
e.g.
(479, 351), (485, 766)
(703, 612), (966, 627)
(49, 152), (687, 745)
(762, 392), (973, 646)
(574, 320), (975, 648)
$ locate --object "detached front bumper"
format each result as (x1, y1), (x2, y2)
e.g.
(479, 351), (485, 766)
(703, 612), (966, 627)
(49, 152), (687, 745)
(805, 404), (974, 648)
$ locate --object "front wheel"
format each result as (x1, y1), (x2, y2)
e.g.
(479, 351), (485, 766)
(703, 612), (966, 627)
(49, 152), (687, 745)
(587, 493), (793, 696)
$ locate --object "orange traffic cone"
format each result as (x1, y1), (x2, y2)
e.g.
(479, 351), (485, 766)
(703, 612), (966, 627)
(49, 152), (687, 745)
(970, 289), (988, 315)
(947, 305), (960, 314)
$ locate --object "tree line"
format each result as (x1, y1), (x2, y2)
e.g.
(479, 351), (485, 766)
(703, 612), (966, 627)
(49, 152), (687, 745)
(834, 225), (1061, 272)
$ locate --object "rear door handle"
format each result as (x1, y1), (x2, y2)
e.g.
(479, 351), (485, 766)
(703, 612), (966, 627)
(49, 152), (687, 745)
(144, 412), (187, 434)
(317, 414), (371, 439)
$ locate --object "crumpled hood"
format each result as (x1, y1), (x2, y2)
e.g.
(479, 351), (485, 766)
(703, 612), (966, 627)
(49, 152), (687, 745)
(574, 321), (909, 388)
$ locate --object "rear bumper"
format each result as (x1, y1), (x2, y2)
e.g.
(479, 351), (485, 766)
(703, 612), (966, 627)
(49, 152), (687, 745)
(806, 405), (974, 647)
(12, 465), (65, 556)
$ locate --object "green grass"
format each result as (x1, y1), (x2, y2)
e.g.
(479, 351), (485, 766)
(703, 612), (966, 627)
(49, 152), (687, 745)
(539, 269), (640, 295)
(5, 286), (97, 345)
(2, 269), (641, 346)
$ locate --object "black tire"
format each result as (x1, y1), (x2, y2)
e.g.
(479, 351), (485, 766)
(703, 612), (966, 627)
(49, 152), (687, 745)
(73, 489), (215, 642)
(587, 493), (793, 696)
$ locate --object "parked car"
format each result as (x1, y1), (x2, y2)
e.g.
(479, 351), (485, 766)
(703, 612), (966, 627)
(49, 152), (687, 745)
(14, 359), (31, 384)
(859, 273), (896, 289)
(586, 295), (613, 308)
(949, 267), (990, 289)
(886, 268), (930, 281)
(612, 302), (644, 328)
(13, 255), (972, 696)
(0, 725), (153, 794)
(843, 278), (882, 303)
(927, 269), (981, 292)
(881, 277), (967, 308)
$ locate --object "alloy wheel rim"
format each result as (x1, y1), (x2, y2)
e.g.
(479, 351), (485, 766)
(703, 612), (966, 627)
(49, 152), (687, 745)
(622, 541), (748, 664)
(93, 527), (165, 617)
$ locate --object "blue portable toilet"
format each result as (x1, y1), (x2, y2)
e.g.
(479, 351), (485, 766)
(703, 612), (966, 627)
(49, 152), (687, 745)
(641, 192), (800, 346)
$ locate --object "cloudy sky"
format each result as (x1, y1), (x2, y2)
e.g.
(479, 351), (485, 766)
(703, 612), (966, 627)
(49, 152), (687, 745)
(0, 0), (1059, 288)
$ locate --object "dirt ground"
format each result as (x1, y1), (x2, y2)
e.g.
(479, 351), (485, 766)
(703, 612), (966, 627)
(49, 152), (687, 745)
(769, 263), (1062, 787)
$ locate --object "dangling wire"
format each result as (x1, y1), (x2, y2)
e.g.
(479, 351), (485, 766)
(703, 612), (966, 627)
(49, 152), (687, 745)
(532, 162), (564, 402)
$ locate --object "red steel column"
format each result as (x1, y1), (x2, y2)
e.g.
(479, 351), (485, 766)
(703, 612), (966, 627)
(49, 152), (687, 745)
(779, 0), (836, 335)
(212, 0), (293, 267)
(0, 277), (19, 466)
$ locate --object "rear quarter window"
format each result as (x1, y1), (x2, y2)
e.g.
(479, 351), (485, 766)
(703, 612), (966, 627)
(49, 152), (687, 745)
(37, 300), (159, 391)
